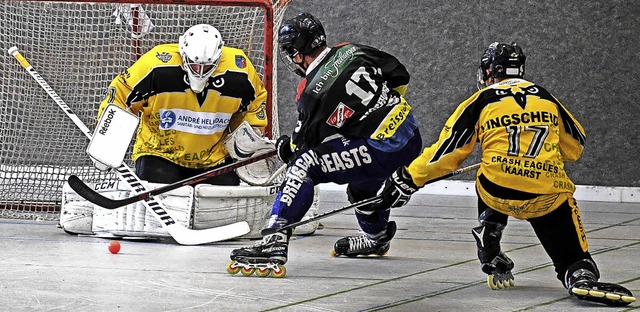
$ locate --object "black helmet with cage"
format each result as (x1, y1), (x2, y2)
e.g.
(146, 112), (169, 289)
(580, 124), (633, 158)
(277, 12), (327, 77)
(477, 42), (526, 89)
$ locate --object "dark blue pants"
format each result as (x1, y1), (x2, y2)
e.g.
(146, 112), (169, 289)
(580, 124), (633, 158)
(269, 131), (422, 236)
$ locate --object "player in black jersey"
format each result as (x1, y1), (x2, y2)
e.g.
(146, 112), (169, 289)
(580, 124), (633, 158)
(228, 12), (423, 277)
(373, 42), (635, 306)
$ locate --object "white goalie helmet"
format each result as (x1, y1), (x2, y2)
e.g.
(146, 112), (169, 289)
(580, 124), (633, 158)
(179, 24), (224, 93)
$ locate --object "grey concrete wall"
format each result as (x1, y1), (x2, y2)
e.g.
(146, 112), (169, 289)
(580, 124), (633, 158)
(276, 0), (640, 187)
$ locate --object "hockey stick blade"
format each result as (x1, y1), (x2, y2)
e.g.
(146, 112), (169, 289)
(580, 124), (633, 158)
(167, 221), (250, 245)
(260, 162), (481, 236)
(8, 46), (250, 245)
(68, 150), (277, 209)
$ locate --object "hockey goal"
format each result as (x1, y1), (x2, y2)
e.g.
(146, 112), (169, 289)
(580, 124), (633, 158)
(0, 0), (291, 221)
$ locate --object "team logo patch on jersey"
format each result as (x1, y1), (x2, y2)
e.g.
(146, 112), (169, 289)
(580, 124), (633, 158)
(256, 102), (267, 120)
(156, 52), (172, 63)
(326, 103), (354, 128)
(158, 108), (231, 135)
(235, 55), (247, 68)
(160, 110), (177, 128)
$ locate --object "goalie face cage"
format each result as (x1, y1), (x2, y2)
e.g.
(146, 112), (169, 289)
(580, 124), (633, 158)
(0, 0), (289, 221)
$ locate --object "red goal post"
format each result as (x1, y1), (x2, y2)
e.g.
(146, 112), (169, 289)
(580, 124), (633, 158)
(0, 0), (291, 220)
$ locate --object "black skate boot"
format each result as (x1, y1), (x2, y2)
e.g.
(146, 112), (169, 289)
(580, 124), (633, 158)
(566, 268), (636, 306)
(227, 230), (290, 278)
(331, 221), (397, 257)
(482, 252), (515, 290)
(472, 223), (514, 290)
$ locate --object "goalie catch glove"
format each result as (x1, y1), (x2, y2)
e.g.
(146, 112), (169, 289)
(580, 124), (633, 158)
(372, 166), (420, 211)
(275, 135), (295, 163)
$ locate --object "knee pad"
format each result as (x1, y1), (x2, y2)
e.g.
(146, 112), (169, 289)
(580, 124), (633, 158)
(563, 258), (600, 289)
(472, 221), (505, 263)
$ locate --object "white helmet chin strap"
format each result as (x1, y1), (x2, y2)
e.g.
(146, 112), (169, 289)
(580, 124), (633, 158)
(187, 73), (208, 93)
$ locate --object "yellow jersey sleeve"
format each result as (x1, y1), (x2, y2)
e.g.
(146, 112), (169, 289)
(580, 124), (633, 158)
(555, 101), (586, 162)
(406, 92), (480, 186)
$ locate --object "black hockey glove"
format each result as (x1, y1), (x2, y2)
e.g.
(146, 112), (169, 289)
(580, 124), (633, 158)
(373, 166), (420, 210)
(275, 135), (295, 163)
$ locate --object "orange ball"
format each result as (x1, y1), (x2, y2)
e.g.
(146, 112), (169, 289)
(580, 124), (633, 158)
(108, 240), (121, 254)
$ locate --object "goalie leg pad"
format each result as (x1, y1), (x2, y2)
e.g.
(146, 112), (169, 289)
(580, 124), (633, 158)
(193, 184), (278, 239)
(293, 186), (321, 236)
(60, 180), (130, 235)
(93, 181), (193, 238)
(62, 180), (193, 239)
(60, 182), (96, 235)
(141, 182), (193, 236)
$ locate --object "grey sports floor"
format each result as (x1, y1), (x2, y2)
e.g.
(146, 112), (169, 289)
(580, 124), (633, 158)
(1, 190), (638, 312)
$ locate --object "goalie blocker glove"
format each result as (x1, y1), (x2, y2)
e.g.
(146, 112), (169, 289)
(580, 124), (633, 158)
(275, 135), (295, 163)
(373, 166), (420, 210)
(90, 156), (112, 172)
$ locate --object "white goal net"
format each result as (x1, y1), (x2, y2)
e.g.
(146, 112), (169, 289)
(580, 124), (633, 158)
(0, 0), (290, 220)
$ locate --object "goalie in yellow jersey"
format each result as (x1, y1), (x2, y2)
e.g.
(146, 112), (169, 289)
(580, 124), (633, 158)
(373, 42), (635, 306)
(96, 24), (268, 185)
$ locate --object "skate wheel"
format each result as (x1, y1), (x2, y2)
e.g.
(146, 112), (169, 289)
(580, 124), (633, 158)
(271, 264), (287, 278)
(255, 268), (271, 277)
(226, 261), (240, 275)
(588, 289), (606, 298)
(487, 275), (512, 290)
(571, 287), (589, 296)
(241, 267), (255, 276)
(487, 275), (500, 290)
(605, 293), (621, 301)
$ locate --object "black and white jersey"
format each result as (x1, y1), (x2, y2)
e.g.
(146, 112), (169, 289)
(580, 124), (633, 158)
(290, 42), (412, 150)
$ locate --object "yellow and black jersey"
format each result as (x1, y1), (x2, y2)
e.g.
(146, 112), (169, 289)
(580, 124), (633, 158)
(97, 44), (268, 169)
(407, 78), (585, 202)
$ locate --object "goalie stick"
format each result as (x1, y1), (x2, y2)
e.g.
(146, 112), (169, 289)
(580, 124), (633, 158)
(8, 46), (250, 245)
(68, 150), (277, 209)
(261, 162), (481, 236)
